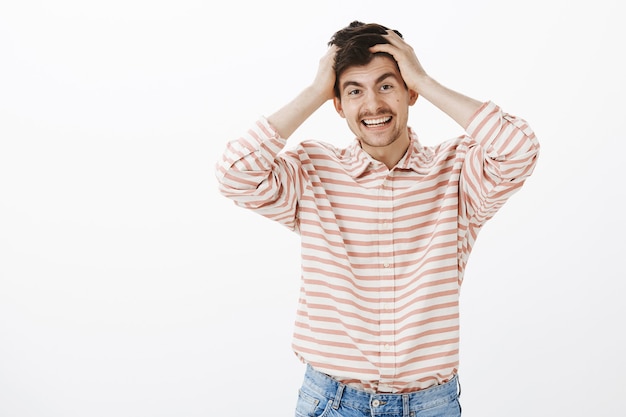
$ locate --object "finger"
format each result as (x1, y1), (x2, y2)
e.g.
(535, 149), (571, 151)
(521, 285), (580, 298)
(383, 29), (403, 43)
(368, 42), (396, 56)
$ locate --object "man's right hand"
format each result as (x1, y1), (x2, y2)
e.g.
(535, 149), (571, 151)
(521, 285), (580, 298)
(267, 45), (338, 140)
(310, 45), (338, 104)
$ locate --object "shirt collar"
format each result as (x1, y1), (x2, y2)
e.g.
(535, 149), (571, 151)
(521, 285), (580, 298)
(345, 127), (433, 178)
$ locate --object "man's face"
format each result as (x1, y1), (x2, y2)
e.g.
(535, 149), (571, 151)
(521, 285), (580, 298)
(333, 55), (417, 157)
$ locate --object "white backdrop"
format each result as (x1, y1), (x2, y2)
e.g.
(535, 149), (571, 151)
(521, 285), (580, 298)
(1, 1), (624, 416)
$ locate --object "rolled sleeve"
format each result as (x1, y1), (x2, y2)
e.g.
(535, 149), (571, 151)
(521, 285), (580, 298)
(215, 118), (301, 230)
(466, 101), (540, 182)
(459, 101), (540, 225)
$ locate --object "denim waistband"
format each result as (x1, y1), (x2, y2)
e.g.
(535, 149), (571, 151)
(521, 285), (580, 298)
(302, 364), (460, 415)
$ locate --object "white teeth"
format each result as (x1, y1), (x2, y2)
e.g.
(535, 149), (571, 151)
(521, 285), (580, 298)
(363, 117), (391, 126)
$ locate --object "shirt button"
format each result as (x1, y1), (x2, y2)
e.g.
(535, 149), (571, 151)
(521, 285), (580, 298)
(383, 262), (390, 268)
(372, 399), (381, 407)
(384, 344), (391, 351)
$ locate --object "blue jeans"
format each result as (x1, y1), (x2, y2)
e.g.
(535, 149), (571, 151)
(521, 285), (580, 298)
(295, 365), (461, 417)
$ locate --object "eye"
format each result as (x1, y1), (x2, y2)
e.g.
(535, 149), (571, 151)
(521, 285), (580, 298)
(380, 84), (393, 91)
(347, 88), (361, 96)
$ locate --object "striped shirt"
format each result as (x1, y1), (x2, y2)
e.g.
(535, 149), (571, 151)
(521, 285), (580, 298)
(216, 101), (540, 393)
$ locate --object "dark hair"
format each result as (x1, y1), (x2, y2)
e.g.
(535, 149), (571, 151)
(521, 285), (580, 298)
(328, 21), (403, 97)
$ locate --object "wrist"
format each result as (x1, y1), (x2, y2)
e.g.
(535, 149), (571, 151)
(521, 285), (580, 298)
(306, 83), (334, 105)
(411, 74), (435, 96)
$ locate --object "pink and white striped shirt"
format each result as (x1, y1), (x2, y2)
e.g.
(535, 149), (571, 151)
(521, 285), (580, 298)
(216, 101), (539, 393)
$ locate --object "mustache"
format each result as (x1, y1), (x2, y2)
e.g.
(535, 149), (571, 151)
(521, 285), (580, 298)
(359, 109), (393, 119)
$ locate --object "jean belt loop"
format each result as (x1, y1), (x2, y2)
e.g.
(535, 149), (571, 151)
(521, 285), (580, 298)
(332, 383), (345, 410)
(402, 394), (410, 417)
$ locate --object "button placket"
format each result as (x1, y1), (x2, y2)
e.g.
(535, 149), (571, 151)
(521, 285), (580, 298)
(377, 178), (396, 370)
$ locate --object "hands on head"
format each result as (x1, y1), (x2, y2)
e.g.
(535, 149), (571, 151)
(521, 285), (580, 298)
(368, 30), (429, 97)
(311, 45), (339, 104)
(313, 29), (428, 104)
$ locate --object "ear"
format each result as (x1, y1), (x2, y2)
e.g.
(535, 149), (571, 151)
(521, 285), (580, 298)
(408, 89), (419, 106)
(333, 96), (345, 118)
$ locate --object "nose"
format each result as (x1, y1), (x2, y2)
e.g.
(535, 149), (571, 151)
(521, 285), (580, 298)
(362, 91), (384, 115)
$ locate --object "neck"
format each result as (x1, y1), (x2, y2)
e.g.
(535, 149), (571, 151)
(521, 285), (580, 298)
(361, 136), (410, 170)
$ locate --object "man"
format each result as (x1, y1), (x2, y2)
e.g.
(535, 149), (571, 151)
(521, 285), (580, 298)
(216, 21), (539, 417)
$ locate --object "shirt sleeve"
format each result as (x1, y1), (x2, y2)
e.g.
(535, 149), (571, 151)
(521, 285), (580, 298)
(214, 117), (302, 231)
(460, 101), (540, 226)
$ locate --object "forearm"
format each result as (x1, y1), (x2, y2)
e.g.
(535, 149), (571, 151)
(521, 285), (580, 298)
(266, 45), (337, 139)
(415, 75), (483, 130)
(267, 86), (329, 140)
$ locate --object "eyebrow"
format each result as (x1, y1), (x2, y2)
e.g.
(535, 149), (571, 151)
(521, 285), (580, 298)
(341, 72), (399, 92)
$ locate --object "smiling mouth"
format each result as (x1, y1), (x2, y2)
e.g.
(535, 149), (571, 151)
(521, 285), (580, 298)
(362, 116), (392, 127)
